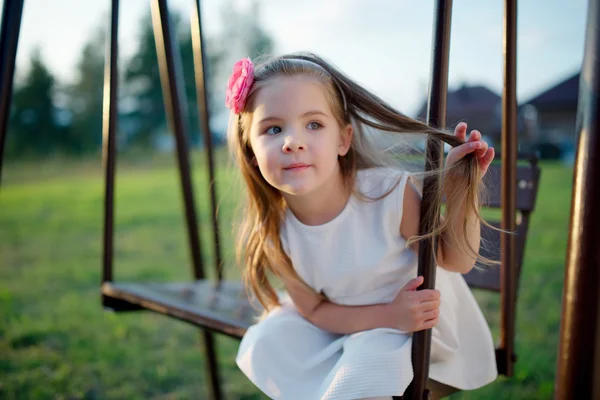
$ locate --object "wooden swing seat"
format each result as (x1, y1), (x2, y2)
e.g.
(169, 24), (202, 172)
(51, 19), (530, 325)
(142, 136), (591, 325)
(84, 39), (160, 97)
(102, 280), (254, 338)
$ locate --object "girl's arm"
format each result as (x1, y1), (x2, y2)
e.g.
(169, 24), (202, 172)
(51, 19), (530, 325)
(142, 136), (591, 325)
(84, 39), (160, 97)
(400, 178), (477, 274)
(281, 274), (440, 335)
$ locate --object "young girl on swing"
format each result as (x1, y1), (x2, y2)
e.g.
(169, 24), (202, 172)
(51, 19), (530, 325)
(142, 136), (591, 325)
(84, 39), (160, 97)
(226, 53), (498, 399)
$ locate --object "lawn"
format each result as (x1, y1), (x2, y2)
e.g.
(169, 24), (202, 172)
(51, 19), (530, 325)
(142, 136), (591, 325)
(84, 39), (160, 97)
(0, 152), (572, 399)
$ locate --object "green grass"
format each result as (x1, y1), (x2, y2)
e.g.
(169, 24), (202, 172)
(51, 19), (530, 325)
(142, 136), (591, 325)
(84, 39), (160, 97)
(0, 153), (573, 399)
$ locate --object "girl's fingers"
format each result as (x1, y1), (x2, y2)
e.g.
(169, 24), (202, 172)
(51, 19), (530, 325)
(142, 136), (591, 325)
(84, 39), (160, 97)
(447, 126), (491, 167)
(468, 130), (480, 142)
(481, 147), (495, 167)
(487, 147), (495, 162)
(481, 146), (493, 160)
(418, 299), (441, 312)
(422, 309), (440, 321)
(455, 122), (468, 140)
(400, 276), (424, 292)
(477, 147), (495, 174)
(418, 317), (439, 331)
(475, 140), (488, 158)
(449, 141), (480, 162)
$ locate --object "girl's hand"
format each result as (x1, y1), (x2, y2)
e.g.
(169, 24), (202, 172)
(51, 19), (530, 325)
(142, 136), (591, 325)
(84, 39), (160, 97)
(386, 276), (441, 332)
(445, 122), (495, 176)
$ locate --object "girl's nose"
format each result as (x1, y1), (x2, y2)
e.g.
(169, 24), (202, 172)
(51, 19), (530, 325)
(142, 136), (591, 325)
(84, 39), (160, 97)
(282, 135), (305, 153)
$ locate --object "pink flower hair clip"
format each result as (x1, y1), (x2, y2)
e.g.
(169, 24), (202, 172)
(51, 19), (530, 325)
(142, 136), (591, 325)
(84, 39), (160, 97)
(225, 57), (254, 114)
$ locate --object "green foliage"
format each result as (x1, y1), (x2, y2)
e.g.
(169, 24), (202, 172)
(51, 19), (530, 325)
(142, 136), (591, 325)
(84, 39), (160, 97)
(67, 27), (106, 154)
(123, 10), (203, 148)
(123, 3), (274, 148)
(6, 49), (68, 157)
(218, 1), (274, 59)
(6, 3), (274, 157)
(0, 159), (573, 399)
(123, 11), (171, 147)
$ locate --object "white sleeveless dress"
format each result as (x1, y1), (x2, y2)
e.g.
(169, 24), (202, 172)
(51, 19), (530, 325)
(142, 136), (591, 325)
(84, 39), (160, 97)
(236, 168), (497, 399)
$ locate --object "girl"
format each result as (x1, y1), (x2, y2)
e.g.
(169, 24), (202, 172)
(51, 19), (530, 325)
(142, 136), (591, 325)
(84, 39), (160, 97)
(226, 53), (498, 399)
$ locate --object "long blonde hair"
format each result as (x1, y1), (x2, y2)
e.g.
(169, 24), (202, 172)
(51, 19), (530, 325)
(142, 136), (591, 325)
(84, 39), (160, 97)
(228, 52), (496, 311)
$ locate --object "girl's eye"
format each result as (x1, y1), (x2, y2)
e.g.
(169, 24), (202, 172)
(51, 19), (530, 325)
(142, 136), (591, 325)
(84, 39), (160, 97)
(265, 126), (282, 135)
(307, 121), (322, 130)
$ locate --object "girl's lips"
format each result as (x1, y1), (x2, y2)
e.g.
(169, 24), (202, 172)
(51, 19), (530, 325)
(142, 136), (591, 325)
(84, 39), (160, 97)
(283, 164), (311, 171)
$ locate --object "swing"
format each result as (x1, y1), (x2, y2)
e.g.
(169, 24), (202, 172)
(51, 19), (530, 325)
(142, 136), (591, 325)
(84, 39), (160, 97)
(92, 0), (541, 399)
(6, 0), (600, 399)
(96, 1), (541, 399)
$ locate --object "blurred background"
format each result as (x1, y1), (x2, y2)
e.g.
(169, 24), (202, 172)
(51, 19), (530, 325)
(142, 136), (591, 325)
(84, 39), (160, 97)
(0, 0), (585, 398)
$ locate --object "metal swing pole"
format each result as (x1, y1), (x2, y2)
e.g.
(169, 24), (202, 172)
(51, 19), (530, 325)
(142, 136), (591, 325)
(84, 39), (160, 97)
(0, 0), (25, 185)
(498, 0), (518, 377)
(191, 0), (224, 283)
(150, 1), (222, 399)
(555, 0), (600, 397)
(101, 0), (119, 289)
(150, 0), (206, 286)
(101, 0), (144, 312)
(405, 1), (453, 399)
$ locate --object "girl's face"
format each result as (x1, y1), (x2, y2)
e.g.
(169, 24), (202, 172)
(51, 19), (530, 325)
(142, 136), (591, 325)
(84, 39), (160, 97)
(248, 75), (352, 199)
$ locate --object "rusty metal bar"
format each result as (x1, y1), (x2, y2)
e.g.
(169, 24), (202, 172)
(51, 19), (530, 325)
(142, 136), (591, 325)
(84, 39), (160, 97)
(150, 2), (221, 399)
(555, 0), (600, 397)
(0, 0), (24, 185)
(499, 0), (518, 377)
(191, 0), (224, 283)
(405, 1), (452, 399)
(101, 0), (119, 288)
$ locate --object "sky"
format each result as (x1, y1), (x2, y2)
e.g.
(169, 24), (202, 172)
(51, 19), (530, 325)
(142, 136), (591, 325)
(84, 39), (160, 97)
(6, 0), (588, 118)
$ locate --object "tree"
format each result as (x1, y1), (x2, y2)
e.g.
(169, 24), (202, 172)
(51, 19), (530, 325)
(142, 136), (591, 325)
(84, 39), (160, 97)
(206, 1), (273, 112)
(218, 1), (273, 62)
(7, 49), (66, 157)
(68, 27), (106, 154)
(124, 11), (178, 147)
(124, 2), (274, 148)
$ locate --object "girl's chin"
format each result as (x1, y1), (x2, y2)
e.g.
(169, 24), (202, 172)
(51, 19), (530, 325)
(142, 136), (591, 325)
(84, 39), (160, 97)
(277, 183), (317, 198)
(279, 188), (312, 197)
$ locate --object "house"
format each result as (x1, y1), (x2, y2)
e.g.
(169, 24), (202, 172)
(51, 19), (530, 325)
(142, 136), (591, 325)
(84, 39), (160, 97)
(413, 72), (581, 159)
(415, 84), (502, 145)
(522, 72), (579, 144)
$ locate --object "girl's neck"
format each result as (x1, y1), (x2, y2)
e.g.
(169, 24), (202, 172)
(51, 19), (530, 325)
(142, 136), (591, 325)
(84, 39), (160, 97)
(284, 171), (351, 226)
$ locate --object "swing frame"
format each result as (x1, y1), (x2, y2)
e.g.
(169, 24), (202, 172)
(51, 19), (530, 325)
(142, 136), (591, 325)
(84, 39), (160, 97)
(0, 0), (597, 399)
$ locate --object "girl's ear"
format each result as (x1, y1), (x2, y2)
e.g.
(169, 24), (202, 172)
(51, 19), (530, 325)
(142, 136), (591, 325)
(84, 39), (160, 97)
(338, 124), (353, 156)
